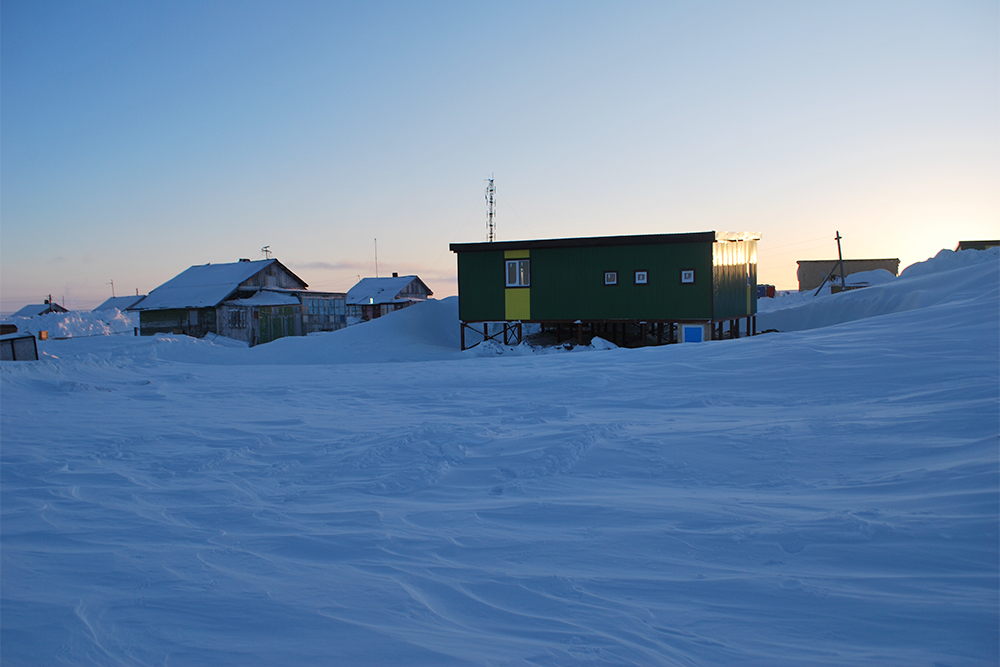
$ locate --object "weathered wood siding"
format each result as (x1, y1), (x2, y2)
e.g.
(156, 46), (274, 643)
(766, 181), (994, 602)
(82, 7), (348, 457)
(302, 296), (347, 333)
(140, 308), (217, 338)
(239, 263), (305, 290)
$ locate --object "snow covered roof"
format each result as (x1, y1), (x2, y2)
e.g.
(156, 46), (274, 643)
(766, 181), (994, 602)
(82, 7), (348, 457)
(223, 290), (301, 307)
(92, 295), (147, 312)
(11, 303), (69, 318)
(346, 276), (432, 305)
(135, 260), (306, 311)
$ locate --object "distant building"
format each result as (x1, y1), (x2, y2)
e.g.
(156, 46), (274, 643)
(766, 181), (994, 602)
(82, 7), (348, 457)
(92, 295), (147, 312)
(955, 240), (999, 252)
(11, 299), (69, 318)
(346, 274), (433, 322)
(796, 259), (899, 292)
(134, 258), (346, 346)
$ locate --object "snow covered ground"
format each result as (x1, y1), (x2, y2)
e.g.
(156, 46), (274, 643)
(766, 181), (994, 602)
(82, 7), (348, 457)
(2, 249), (997, 666)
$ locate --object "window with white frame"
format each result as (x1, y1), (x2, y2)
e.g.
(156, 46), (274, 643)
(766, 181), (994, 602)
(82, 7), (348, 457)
(228, 309), (247, 329)
(604, 271), (618, 285)
(505, 259), (530, 287)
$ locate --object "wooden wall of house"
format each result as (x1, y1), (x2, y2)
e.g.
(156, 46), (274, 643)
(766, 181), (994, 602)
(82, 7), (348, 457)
(140, 308), (217, 338)
(257, 306), (299, 345)
(302, 296), (347, 333)
(216, 305), (253, 345)
(239, 263), (305, 290)
(216, 305), (305, 346)
(399, 280), (430, 299)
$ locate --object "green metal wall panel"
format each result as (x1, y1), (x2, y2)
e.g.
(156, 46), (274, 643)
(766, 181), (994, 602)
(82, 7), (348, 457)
(456, 241), (714, 321)
(457, 251), (505, 321)
(528, 243), (713, 320)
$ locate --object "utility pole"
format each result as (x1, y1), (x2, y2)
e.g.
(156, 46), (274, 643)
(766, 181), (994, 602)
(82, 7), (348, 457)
(486, 176), (496, 243)
(834, 231), (847, 288)
(109, 279), (115, 298)
(813, 231), (848, 296)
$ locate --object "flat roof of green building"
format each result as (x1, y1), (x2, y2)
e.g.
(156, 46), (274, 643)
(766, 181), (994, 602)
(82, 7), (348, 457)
(451, 231), (718, 253)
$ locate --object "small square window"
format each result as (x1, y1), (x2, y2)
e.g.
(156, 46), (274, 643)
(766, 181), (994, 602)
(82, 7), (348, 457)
(635, 270), (648, 285)
(604, 271), (618, 285)
(681, 269), (695, 284)
(505, 259), (530, 287)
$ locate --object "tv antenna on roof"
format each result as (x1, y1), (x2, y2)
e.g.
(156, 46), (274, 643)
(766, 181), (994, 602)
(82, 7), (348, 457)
(261, 245), (272, 259)
(485, 175), (496, 243)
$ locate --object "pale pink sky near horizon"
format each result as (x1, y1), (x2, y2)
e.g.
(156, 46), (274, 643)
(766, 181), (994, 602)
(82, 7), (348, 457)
(2, 1), (997, 312)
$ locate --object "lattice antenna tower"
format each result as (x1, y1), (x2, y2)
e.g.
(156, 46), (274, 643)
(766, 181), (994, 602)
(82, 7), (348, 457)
(485, 176), (496, 243)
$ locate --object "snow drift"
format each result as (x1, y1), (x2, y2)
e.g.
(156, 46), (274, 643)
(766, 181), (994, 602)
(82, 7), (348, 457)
(2, 248), (997, 666)
(757, 247), (998, 333)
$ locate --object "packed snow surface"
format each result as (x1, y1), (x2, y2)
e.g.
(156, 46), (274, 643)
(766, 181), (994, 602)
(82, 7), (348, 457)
(2, 249), (998, 666)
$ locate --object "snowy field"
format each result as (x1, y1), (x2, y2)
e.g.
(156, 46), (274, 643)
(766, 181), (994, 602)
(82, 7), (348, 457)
(2, 249), (997, 666)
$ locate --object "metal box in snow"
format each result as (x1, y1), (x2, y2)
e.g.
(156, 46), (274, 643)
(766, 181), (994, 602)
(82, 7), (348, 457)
(1, 333), (39, 361)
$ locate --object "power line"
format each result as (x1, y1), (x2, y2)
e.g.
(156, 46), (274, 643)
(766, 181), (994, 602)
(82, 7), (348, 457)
(758, 243), (836, 259)
(498, 190), (534, 237)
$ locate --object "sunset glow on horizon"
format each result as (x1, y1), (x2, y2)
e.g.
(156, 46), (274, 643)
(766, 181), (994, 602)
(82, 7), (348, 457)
(2, 1), (997, 312)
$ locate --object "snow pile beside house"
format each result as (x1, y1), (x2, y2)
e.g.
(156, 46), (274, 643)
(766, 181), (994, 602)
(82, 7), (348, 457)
(244, 297), (463, 365)
(1, 307), (138, 338)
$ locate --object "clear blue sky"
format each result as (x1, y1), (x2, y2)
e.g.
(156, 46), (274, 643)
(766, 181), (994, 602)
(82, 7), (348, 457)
(2, 1), (997, 311)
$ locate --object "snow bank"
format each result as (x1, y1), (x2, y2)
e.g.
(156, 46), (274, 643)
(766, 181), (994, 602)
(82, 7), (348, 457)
(842, 267), (896, 286)
(1, 308), (138, 338)
(757, 247), (998, 332)
(248, 297), (462, 365)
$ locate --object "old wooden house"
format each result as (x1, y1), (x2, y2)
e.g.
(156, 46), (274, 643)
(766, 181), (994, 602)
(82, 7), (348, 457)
(346, 274), (433, 322)
(135, 259), (346, 346)
(450, 231), (761, 349)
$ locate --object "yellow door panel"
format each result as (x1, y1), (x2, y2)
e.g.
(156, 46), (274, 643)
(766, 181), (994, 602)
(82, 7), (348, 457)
(505, 288), (530, 320)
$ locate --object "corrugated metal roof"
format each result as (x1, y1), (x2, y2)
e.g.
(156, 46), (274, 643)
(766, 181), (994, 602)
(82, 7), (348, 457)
(135, 260), (281, 311)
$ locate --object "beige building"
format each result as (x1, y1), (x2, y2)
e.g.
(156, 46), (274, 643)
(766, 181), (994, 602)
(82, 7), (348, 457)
(796, 259), (900, 292)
